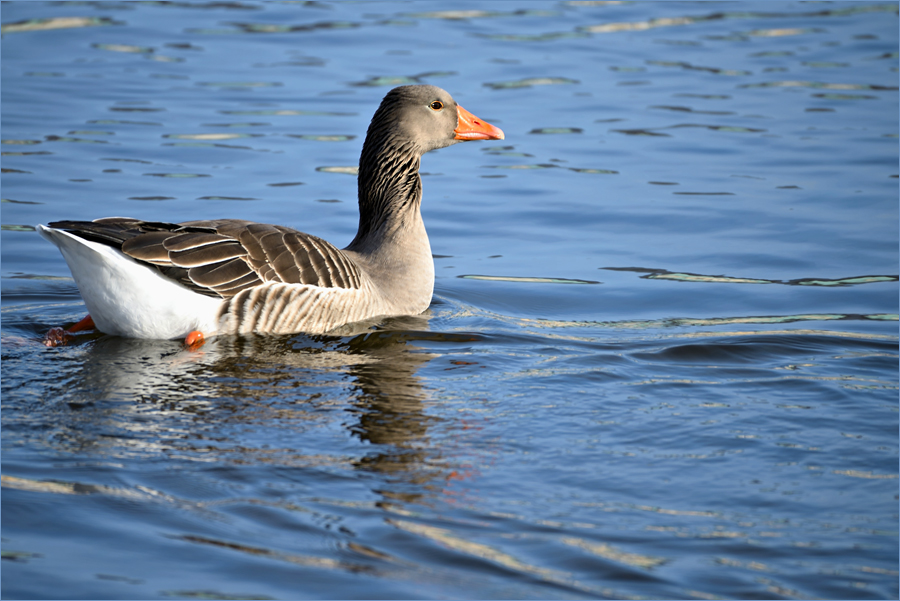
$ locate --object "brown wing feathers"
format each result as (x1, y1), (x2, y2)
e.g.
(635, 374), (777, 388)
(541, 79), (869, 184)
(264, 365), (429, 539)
(49, 218), (362, 299)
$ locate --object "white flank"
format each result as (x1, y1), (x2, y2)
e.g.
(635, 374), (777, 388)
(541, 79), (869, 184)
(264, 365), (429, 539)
(37, 225), (223, 339)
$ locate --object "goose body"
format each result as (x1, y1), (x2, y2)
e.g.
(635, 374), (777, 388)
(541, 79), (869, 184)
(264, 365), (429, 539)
(39, 85), (504, 340)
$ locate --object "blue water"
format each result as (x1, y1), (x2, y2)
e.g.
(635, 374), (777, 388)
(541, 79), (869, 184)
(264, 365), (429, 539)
(2, 1), (898, 599)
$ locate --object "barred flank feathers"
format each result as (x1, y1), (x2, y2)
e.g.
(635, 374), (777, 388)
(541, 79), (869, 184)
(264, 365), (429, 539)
(218, 282), (367, 335)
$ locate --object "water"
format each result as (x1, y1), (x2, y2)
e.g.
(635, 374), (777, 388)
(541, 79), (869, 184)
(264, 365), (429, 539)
(2, 1), (897, 598)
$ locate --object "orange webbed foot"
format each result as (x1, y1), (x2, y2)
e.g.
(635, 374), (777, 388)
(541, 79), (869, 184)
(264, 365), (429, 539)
(43, 314), (95, 347)
(184, 330), (205, 350)
(43, 327), (74, 347)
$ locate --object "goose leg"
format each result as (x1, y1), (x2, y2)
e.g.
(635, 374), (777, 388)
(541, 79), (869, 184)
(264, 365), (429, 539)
(43, 314), (95, 347)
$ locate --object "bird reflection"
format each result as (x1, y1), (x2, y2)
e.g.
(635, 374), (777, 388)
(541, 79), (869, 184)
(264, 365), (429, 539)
(42, 312), (467, 500)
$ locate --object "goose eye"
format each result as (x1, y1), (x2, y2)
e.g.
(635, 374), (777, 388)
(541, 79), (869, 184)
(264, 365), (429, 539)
(430, 100), (443, 111)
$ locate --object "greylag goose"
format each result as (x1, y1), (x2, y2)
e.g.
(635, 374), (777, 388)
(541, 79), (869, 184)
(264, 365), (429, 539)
(38, 85), (504, 346)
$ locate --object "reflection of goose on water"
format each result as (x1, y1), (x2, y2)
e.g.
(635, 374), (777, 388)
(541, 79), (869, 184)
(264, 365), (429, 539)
(38, 85), (504, 345)
(48, 317), (449, 486)
(65, 314), (437, 404)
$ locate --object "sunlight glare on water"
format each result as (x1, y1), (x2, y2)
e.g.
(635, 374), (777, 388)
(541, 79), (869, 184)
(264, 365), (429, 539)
(2, 1), (898, 599)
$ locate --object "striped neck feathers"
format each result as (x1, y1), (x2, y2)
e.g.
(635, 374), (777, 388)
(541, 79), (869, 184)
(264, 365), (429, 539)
(349, 133), (424, 249)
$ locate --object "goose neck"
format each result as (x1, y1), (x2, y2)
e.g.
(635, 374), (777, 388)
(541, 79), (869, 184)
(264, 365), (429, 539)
(348, 137), (424, 250)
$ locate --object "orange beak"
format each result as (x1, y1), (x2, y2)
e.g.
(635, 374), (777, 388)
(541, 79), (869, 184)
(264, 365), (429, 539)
(454, 105), (505, 141)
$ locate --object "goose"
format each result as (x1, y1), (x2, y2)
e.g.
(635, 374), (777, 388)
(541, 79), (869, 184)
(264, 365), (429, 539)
(38, 85), (504, 347)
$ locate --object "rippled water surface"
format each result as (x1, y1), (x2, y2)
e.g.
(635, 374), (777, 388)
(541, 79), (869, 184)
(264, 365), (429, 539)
(2, 1), (898, 599)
